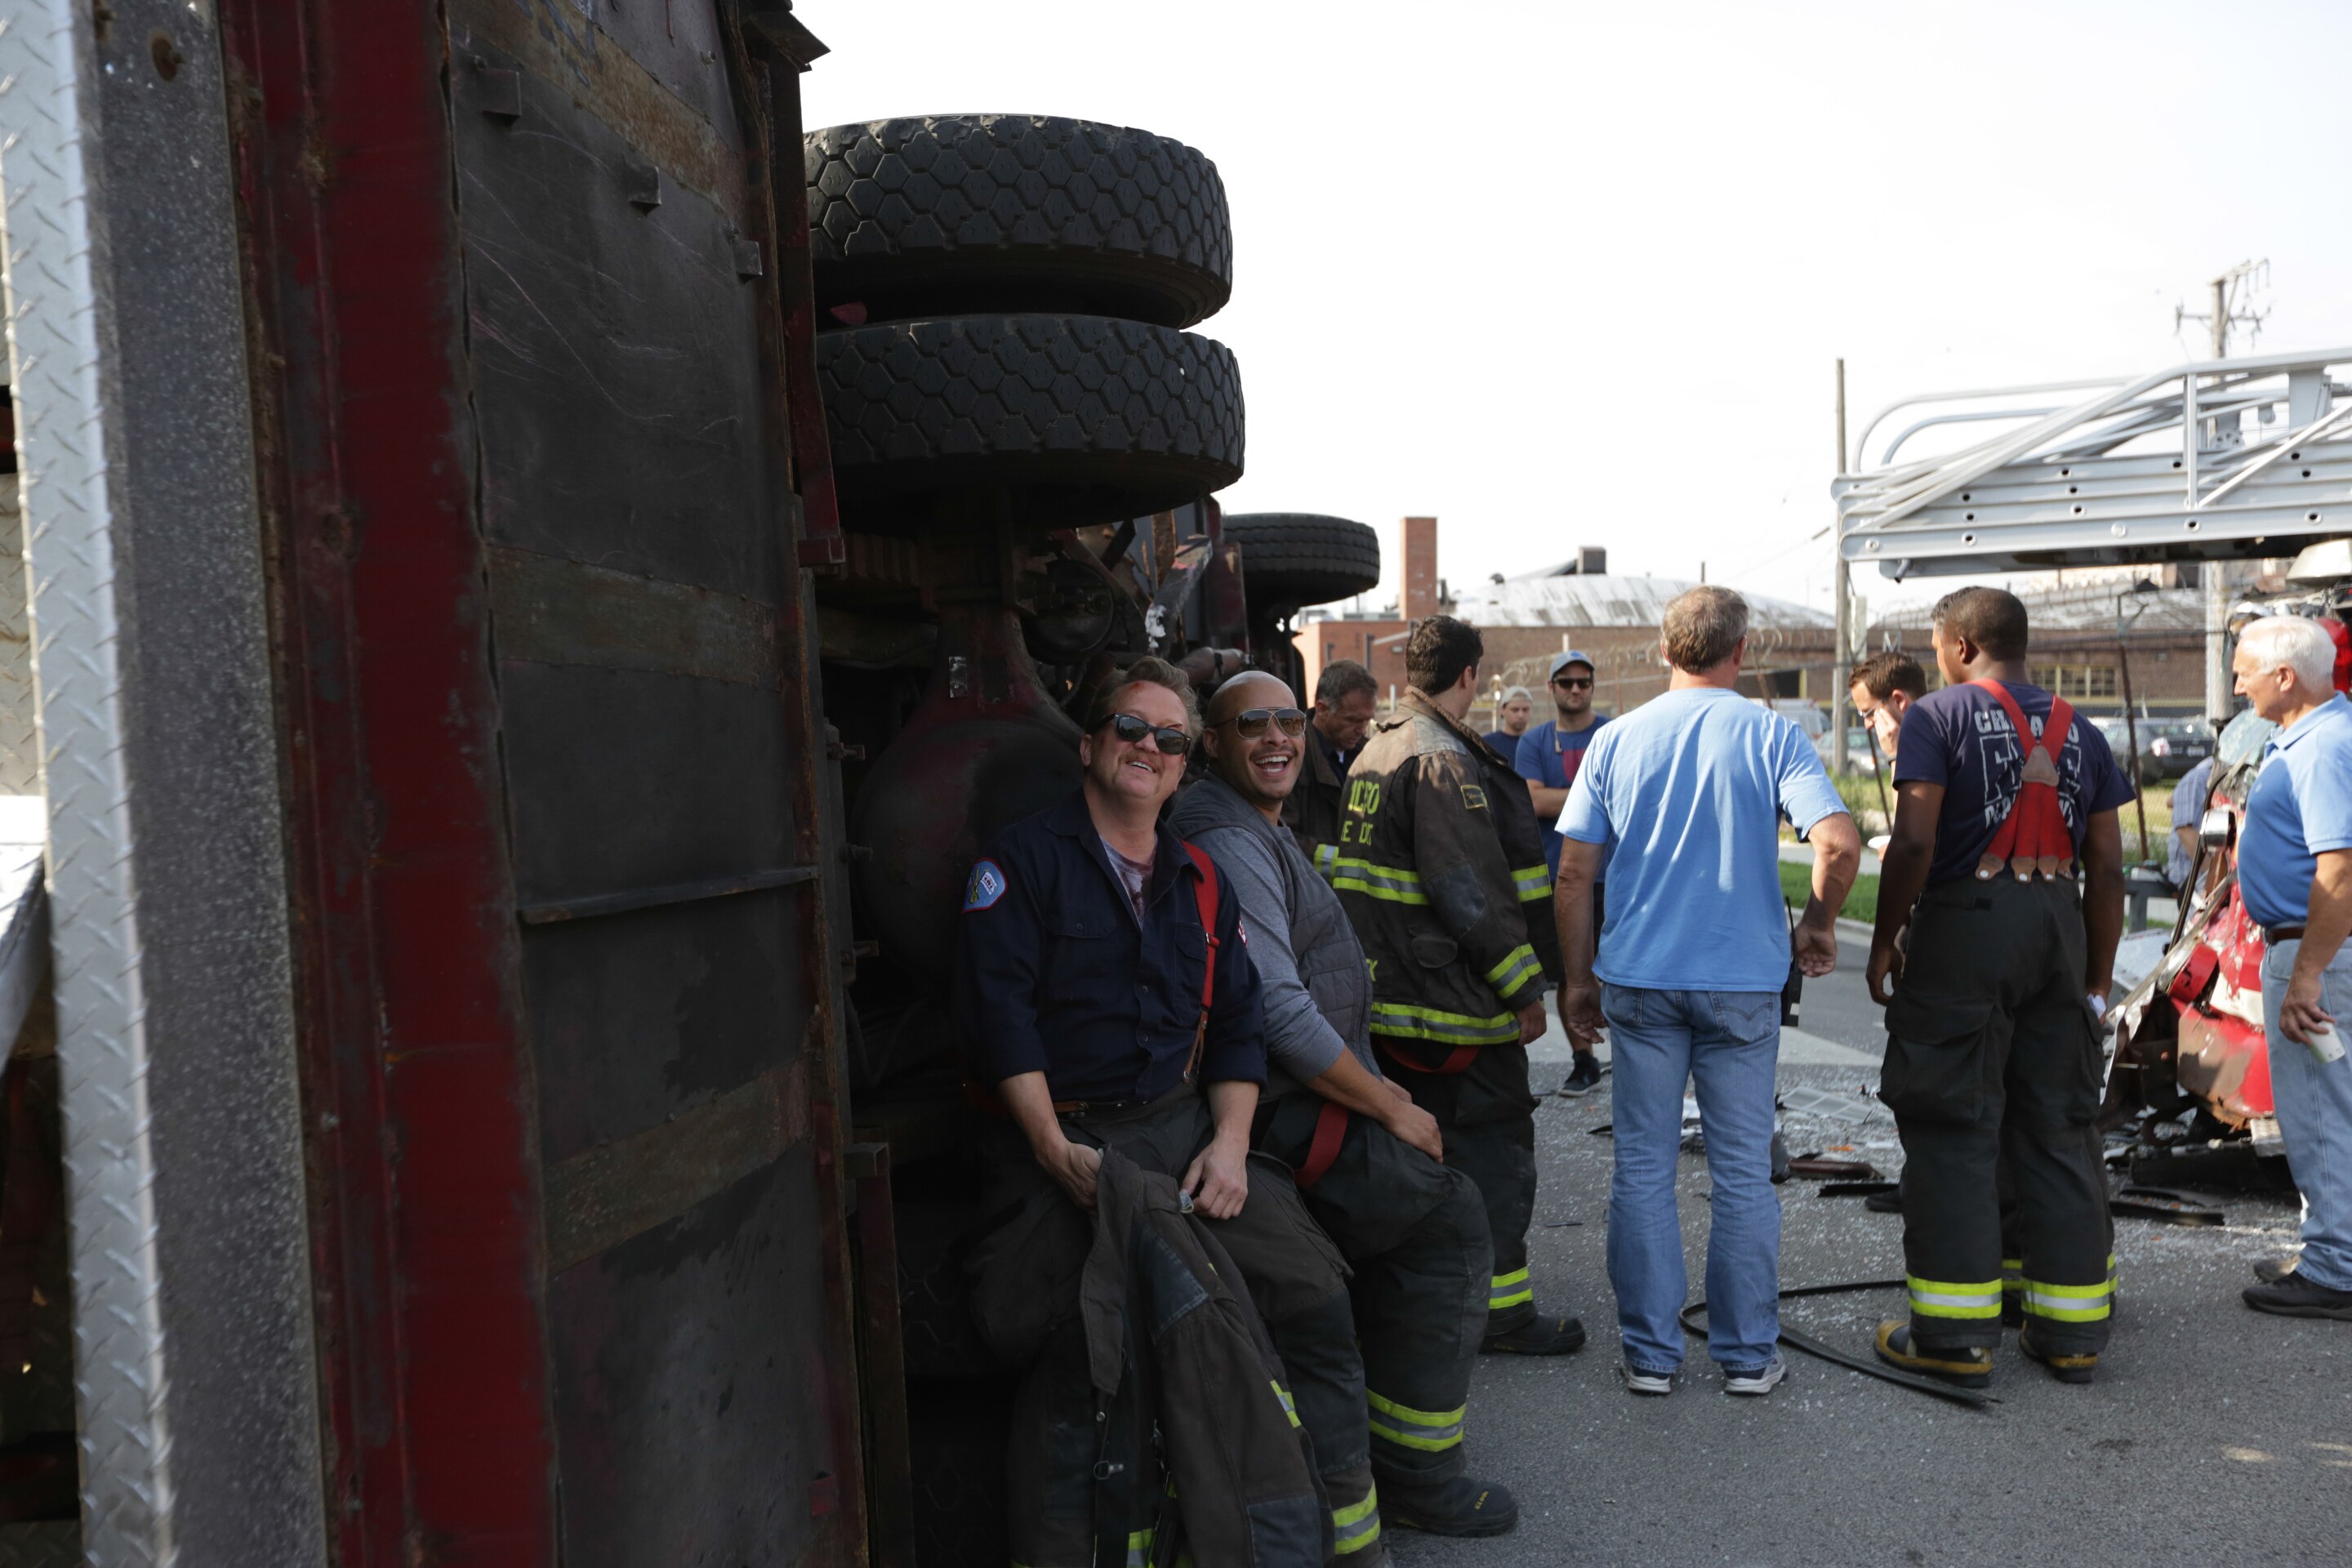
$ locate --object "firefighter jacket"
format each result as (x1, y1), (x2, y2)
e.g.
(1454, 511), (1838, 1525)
(1078, 1148), (1330, 1567)
(1282, 721), (1350, 880)
(1335, 691), (1561, 1063)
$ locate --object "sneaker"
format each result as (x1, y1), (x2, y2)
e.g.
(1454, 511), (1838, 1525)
(2016, 1327), (2097, 1384)
(2243, 1274), (2352, 1321)
(1723, 1357), (1787, 1396)
(1382, 1474), (1519, 1538)
(1557, 1054), (1606, 1098)
(2253, 1252), (2301, 1285)
(1481, 1312), (1586, 1356)
(1873, 1321), (1993, 1389)
(1619, 1361), (1674, 1396)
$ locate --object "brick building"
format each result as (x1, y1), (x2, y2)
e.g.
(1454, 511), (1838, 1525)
(1294, 519), (2214, 728)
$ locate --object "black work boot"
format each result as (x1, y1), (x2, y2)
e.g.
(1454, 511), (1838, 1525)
(1481, 1309), (1585, 1356)
(2016, 1325), (2098, 1383)
(1873, 1321), (1993, 1388)
(2243, 1275), (2352, 1321)
(1382, 1474), (1518, 1539)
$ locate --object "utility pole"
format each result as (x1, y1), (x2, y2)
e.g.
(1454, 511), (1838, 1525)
(1830, 359), (1851, 774)
(2180, 261), (2268, 724)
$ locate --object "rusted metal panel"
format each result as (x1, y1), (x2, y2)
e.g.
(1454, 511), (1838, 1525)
(490, 546), (781, 688)
(217, 0), (565, 1561)
(546, 1155), (835, 1568)
(545, 1057), (809, 1272)
(848, 1145), (915, 1568)
(457, 0), (750, 225)
(517, 863), (819, 924)
(451, 27), (777, 602)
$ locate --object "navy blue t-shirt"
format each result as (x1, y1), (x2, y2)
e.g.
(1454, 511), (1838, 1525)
(1894, 680), (2136, 886)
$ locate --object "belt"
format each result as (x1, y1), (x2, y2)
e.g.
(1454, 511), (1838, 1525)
(2263, 924), (2306, 944)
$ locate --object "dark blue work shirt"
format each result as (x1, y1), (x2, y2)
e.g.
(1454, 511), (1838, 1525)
(955, 789), (1267, 1102)
(1895, 680), (2135, 887)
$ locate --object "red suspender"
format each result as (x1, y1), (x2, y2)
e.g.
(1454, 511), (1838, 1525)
(1179, 842), (1222, 1081)
(1967, 679), (2077, 880)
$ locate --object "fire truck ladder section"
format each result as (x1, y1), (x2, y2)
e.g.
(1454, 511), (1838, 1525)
(1836, 346), (2352, 579)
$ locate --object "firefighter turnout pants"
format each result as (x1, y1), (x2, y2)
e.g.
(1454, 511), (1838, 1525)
(1882, 876), (2115, 1353)
(966, 1092), (1373, 1568)
(1255, 1091), (1491, 1526)
(1371, 1040), (1542, 1336)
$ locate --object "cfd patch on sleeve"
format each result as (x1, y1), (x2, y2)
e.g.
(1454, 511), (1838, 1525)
(1460, 784), (1488, 810)
(963, 859), (1008, 911)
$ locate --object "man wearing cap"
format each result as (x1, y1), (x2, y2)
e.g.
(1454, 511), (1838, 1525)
(1517, 650), (1610, 1096)
(1483, 687), (1535, 757)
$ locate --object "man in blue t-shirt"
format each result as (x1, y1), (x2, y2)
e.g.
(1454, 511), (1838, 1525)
(1555, 590), (1860, 1395)
(1868, 587), (2131, 1392)
(1519, 650), (1610, 1094)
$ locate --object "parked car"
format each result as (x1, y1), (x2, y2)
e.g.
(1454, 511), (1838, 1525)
(2137, 720), (2214, 781)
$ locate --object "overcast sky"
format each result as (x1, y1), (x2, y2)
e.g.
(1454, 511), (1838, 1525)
(797, 0), (2352, 617)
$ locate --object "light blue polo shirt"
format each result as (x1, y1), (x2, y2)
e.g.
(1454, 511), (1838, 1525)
(2238, 693), (2352, 929)
(1558, 687), (1847, 992)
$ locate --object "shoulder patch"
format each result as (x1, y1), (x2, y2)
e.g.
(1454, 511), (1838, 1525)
(1236, 914), (1250, 947)
(1461, 783), (1488, 810)
(962, 858), (1008, 911)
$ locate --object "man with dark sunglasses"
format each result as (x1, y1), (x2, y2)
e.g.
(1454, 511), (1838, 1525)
(956, 658), (1376, 1565)
(1517, 650), (1610, 1096)
(1174, 671), (1518, 1544)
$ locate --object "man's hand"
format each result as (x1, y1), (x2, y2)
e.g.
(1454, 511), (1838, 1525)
(1379, 1075), (1414, 1106)
(1557, 978), (1604, 1045)
(1516, 1000), (1548, 1045)
(2278, 973), (2340, 1049)
(1793, 911), (1839, 978)
(1039, 1138), (1102, 1211)
(1866, 939), (1903, 1007)
(1182, 1134), (1250, 1220)
(1382, 1095), (1444, 1161)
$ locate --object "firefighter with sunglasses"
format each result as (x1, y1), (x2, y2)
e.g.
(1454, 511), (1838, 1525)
(1174, 672), (1519, 1544)
(1334, 617), (1587, 1356)
(955, 657), (1375, 1566)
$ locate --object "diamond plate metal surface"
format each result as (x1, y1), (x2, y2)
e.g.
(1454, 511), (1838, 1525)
(0, 1), (177, 1560)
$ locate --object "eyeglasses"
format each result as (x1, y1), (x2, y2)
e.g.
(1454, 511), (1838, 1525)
(1221, 706), (1308, 738)
(1552, 675), (1594, 690)
(1103, 712), (1193, 755)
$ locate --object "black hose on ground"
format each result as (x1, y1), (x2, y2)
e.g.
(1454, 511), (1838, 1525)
(1678, 1280), (2001, 1409)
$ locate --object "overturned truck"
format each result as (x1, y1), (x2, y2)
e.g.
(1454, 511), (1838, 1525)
(0, 2), (1374, 1564)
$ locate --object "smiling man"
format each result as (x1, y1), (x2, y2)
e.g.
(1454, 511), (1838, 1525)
(956, 657), (1372, 1564)
(1174, 671), (1517, 1544)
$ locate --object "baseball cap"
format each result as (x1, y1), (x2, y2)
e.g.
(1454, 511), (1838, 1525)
(1548, 650), (1597, 679)
(1499, 685), (1534, 704)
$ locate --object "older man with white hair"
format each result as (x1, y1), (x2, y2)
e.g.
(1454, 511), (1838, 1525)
(2232, 614), (2352, 1322)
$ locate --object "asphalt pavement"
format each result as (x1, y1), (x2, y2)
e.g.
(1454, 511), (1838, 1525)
(1407, 937), (2346, 1567)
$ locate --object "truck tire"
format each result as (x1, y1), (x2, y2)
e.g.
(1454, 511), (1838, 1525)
(1221, 513), (1381, 608)
(817, 314), (1243, 529)
(806, 115), (1231, 328)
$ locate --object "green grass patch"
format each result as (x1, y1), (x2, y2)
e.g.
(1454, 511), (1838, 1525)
(1781, 858), (1878, 924)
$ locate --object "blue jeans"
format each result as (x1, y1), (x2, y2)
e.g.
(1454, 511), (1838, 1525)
(1601, 984), (1783, 1373)
(2261, 938), (2352, 1291)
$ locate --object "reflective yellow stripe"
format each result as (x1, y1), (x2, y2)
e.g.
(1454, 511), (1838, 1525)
(1125, 1530), (1154, 1568)
(1489, 1266), (1534, 1310)
(1368, 1388), (1467, 1451)
(1908, 1275), (2002, 1320)
(2021, 1277), (2114, 1323)
(1270, 1379), (1301, 1428)
(2001, 1258), (2024, 1294)
(1370, 1001), (1520, 1046)
(1512, 863), (1551, 902)
(1332, 858), (1429, 905)
(1333, 1496), (1382, 1556)
(1481, 942), (1542, 998)
(1314, 842), (1340, 882)
(1332, 1487), (1381, 1528)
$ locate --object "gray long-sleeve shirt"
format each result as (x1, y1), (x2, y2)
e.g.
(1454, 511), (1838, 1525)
(1169, 774), (1379, 1098)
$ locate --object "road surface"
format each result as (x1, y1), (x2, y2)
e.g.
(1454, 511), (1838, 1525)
(1404, 937), (2342, 1567)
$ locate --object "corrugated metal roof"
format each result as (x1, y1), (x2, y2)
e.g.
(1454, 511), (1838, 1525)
(1871, 584), (2207, 635)
(1452, 572), (1833, 630)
